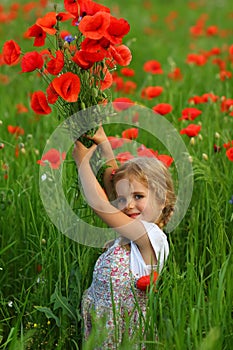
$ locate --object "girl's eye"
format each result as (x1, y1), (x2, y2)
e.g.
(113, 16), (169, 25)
(135, 194), (143, 200)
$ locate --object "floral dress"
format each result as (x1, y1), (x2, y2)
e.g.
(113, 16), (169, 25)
(81, 221), (169, 349)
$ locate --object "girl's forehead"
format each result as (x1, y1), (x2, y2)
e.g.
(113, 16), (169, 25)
(115, 177), (148, 194)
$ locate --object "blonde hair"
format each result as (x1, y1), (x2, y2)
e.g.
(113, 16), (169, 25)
(111, 157), (176, 229)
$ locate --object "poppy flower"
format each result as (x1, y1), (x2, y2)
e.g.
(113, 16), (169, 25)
(157, 154), (173, 167)
(152, 103), (173, 115)
(141, 86), (163, 99)
(206, 25), (218, 36)
(137, 145), (158, 158)
(30, 90), (52, 115)
(16, 103), (28, 113)
(180, 124), (201, 137)
(226, 147), (233, 161)
(122, 128), (138, 140)
(37, 148), (66, 169)
(136, 271), (159, 291)
(72, 50), (105, 70)
(46, 83), (59, 104)
(36, 12), (57, 35)
(186, 53), (207, 66)
(3, 40), (21, 65)
(78, 11), (110, 40)
(143, 60), (163, 74)
(51, 72), (81, 102)
(120, 67), (135, 77)
(104, 16), (130, 45)
(46, 51), (64, 75)
(113, 97), (134, 111)
(109, 45), (132, 67)
(116, 151), (134, 163)
(21, 51), (44, 72)
(24, 24), (47, 47)
(108, 136), (125, 149)
(7, 125), (25, 136)
(167, 67), (183, 80)
(179, 107), (202, 121)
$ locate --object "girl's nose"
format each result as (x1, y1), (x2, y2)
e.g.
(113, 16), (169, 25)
(126, 197), (135, 209)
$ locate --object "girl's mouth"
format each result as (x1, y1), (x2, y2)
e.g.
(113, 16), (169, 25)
(128, 213), (140, 219)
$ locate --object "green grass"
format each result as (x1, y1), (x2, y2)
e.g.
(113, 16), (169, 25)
(0, 0), (233, 349)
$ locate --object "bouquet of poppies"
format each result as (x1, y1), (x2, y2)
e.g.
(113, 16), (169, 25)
(2, 0), (132, 140)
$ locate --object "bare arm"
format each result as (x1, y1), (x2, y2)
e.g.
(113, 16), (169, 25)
(72, 140), (157, 265)
(88, 126), (118, 198)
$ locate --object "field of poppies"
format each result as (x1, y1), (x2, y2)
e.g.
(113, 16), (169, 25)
(0, 0), (233, 349)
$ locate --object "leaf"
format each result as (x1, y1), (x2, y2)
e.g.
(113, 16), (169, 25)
(50, 285), (76, 320)
(34, 306), (61, 327)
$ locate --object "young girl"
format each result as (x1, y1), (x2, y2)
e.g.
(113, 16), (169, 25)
(72, 126), (176, 349)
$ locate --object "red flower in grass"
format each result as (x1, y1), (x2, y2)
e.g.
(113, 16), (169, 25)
(36, 12), (57, 35)
(167, 67), (183, 80)
(78, 11), (110, 40)
(152, 103), (173, 115)
(141, 86), (163, 99)
(186, 53), (207, 66)
(116, 151), (134, 163)
(136, 271), (159, 291)
(137, 145), (158, 158)
(113, 97), (134, 111)
(72, 50), (105, 70)
(8, 125), (25, 137)
(108, 136), (125, 149)
(37, 148), (66, 169)
(180, 124), (201, 137)
(21, 51), (44, 72)
(30, 91), (52, 115)
(24, 24), (47, 47)
(143, 60), (163, 74)
(179, 107), (202, 121)
(122, 128), (138, 140)
(3, 40), (21, 65)
(46, 51), (64, 75)
(120, 67), (135, 77)
(16, 103), (28, 113)
(226, 147), (233, 161)
(52, 72), (81, 102)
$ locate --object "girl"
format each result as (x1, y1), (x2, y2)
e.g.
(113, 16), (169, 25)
(72, 126), (176, 349)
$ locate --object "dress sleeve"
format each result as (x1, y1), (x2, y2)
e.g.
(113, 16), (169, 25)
(130, 220), (169, 277)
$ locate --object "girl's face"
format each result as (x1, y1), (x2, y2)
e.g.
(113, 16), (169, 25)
(115, 177), (164, 223)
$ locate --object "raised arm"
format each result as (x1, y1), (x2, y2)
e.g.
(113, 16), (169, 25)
(72, 139), (157, 265)
(88, 126), (118, 199)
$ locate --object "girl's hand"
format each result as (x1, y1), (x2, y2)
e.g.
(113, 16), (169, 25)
(72, 140), (97, 168)
(87, 125), (108, 145)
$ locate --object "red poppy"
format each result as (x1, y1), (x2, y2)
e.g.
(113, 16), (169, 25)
(120, 67), (135, 77)
(141, 86), (163, 99)
(30, 91), (52, 115)
(186, 53), (207, 66)
(136, 271), (159, 291)
(122, 128), (138, 140)
(8, 125), (25, 136)
(157, 154), (174, 167)
(36, 12), (57, 35)
(223, 141), (233, 149)
(152, 103), (173, 115)
(52, 72), (81, 102)
(3, 40), (21, 65)
(221, 98), (233, 113)
(37, 148), (66, 169)
(123, 81), (137, 94)
(109, 45), (132, 66)
(116, 151), (134, 163)
(79, 11), (110, 40)
(16, 103), (28, 113)
(167, 67), (183, 80)
(46, 83), (59, 104)
(113, 97), (134, 111)
(179, 107), (202, 121)
(46, 51), (64, 75)
(104, 16), (130, 44)
(81, 37), (110, 53)
(206, 25), (218, 36)
(226, 147), (233, 161)
(219, 70), (232, 81)
(143, 60), (163, 74)
(99, 67), (113, 90)
(137, 145), (158, 158)
(72, 50), (105, 70)
(180, 124), (201, 137)
(24, 24), (47, 47)
(108, 136), (124, 149)
(21, 51), (44, 72)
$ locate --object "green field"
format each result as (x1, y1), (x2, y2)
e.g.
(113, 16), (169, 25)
(0, 0), (232, 349)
